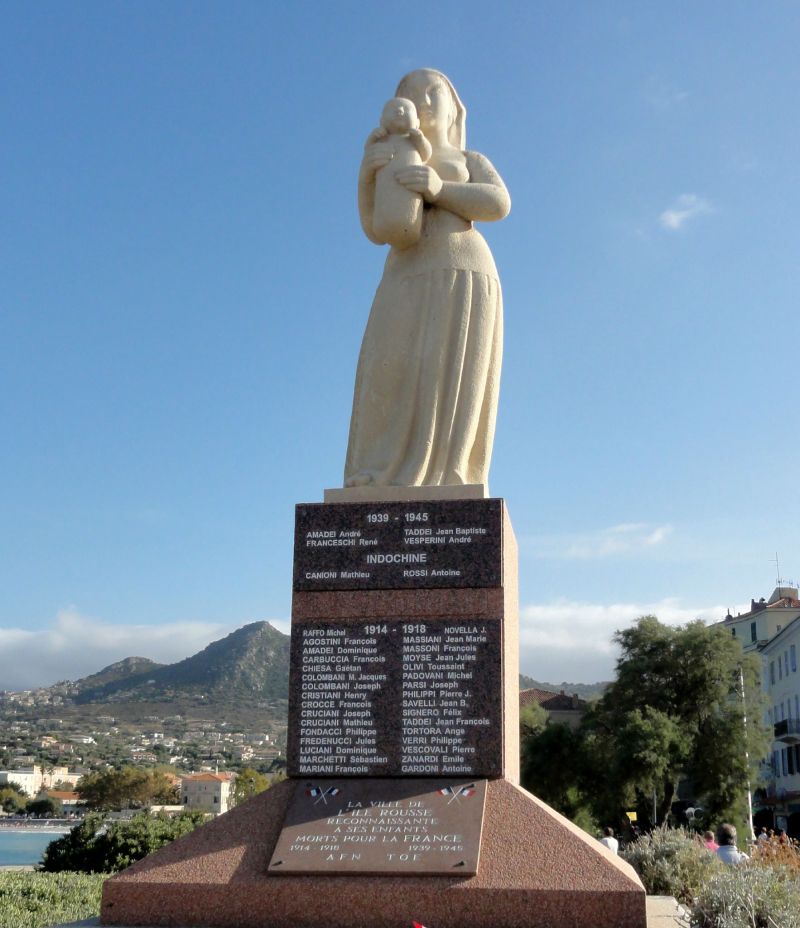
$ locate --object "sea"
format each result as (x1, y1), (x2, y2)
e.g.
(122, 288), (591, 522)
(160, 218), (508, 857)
(0, 830), (68, 867)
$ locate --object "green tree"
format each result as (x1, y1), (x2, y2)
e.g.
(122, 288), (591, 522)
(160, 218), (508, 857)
(583, 616), (769, 828)
(521, 722), (588, 823)
(0, 786), (27, 814)
(77, 767), (180, 811)
(519, 704), (548, 737)
(231, 768), (271, 807)
(40, 810), (207, 873)
(268, 756), (286, 774)
(27, 795), (63, 818)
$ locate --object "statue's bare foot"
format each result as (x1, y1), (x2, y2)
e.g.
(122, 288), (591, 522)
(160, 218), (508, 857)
(345, 473), (374, 488)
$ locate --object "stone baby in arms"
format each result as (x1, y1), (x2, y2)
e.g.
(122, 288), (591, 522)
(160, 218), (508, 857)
(369, 97), (433, 250)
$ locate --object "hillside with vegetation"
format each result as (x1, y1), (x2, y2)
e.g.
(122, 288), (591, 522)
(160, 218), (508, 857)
(0, 623), (292, 773)
(69, 657), (165, 693)
(73, 622), (290, 705)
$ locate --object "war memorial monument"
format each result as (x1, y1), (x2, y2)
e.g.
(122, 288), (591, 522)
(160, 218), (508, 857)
(100, 69), (647, 928)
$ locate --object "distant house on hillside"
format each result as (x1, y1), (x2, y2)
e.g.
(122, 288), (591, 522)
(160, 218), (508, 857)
(181, 772), (235, 814)
(519, 688), (585, 729)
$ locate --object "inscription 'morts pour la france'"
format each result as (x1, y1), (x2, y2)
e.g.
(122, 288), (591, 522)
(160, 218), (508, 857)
(287, 617), (502, 778)
(293, 499), (502, 591)
(268, 778), (487, 876)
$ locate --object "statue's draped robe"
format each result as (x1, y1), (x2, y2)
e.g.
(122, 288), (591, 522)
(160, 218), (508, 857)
(344, 205), (502, 487)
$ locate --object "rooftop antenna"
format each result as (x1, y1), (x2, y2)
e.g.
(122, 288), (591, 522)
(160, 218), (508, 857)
(770, 553), (783, 588)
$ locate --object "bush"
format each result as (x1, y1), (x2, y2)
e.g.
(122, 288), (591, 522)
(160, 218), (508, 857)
(40, 809), (208, 873)
(624, 827), (800, 928)
(750, 837), (800, 873)
(623, 825), (724, 902)
(0, 871), (106, 928)
(692, 865), (800, 928)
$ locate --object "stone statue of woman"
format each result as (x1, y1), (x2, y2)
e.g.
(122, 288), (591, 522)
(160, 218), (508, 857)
(344, 69), (510, 489)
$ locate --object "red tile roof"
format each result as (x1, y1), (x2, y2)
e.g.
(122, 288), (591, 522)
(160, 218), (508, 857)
(182, 773), (232, 782)
(519, 688), (584, 712)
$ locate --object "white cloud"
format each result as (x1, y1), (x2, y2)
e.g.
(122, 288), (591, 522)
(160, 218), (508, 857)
(660, 194), (713, 231)
(0, 609), (244, 690)
(524, 522), (674, 560)
(518, 597), (732, 683)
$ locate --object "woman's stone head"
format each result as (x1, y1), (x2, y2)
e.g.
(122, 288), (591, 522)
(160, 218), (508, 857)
(395, 69), (465, 148)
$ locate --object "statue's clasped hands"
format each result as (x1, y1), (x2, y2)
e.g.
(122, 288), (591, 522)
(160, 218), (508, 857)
(394, 164), (442, 203)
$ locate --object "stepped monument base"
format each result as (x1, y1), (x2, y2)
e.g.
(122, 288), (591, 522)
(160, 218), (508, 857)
(101, 776), (645, 928)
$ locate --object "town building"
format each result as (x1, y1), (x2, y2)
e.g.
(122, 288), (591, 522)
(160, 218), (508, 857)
(181, 772), (235, 814)
(720, 585), (800, 836)
(760, 616), (800, 835)
(722, 586), (800, 652)
(519, 688), (586, 729)
(0, 764), (81, 796)
(42, 790), (84, 817)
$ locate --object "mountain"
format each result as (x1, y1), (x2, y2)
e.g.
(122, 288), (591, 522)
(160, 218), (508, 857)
(41, 624), (606, 732)
(70, 628), (602, 704)
(74, 622), (291, 705)
(72, 657), (165, 693)
(518, 674), (609, 700)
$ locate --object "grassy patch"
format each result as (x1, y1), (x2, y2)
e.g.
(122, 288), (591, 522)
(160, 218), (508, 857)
(0, 871), (107, 928)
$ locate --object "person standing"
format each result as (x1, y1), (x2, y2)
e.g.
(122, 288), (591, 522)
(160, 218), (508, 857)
(715, 824), (749, 865)
(599, 827), (619, 854)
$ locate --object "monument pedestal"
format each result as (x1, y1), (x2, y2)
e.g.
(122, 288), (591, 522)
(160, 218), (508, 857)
(101, 495), (646, 927)
(101, 776), (646, 928)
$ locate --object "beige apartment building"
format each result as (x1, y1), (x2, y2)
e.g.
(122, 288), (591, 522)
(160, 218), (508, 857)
(0, 764), (81, 796)
(181, 772), (235, 814)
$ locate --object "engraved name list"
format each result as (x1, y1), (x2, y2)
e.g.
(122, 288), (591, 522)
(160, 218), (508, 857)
(287, 617), (502, 778)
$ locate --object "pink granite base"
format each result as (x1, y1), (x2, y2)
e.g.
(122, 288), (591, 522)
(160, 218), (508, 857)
(101, 778), (646, 928)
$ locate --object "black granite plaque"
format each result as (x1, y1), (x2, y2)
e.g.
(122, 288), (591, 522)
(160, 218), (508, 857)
(287, 616), (502, 778)
(293, 499), (502, 591)
(268, 778), (487, 875)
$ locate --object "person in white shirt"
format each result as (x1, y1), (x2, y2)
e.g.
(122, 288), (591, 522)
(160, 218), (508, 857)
(599, 826), (619, 854)
(715, 824), (749, 865)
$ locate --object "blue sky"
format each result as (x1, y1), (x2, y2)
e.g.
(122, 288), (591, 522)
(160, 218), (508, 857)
(2, 2), (799, 689)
